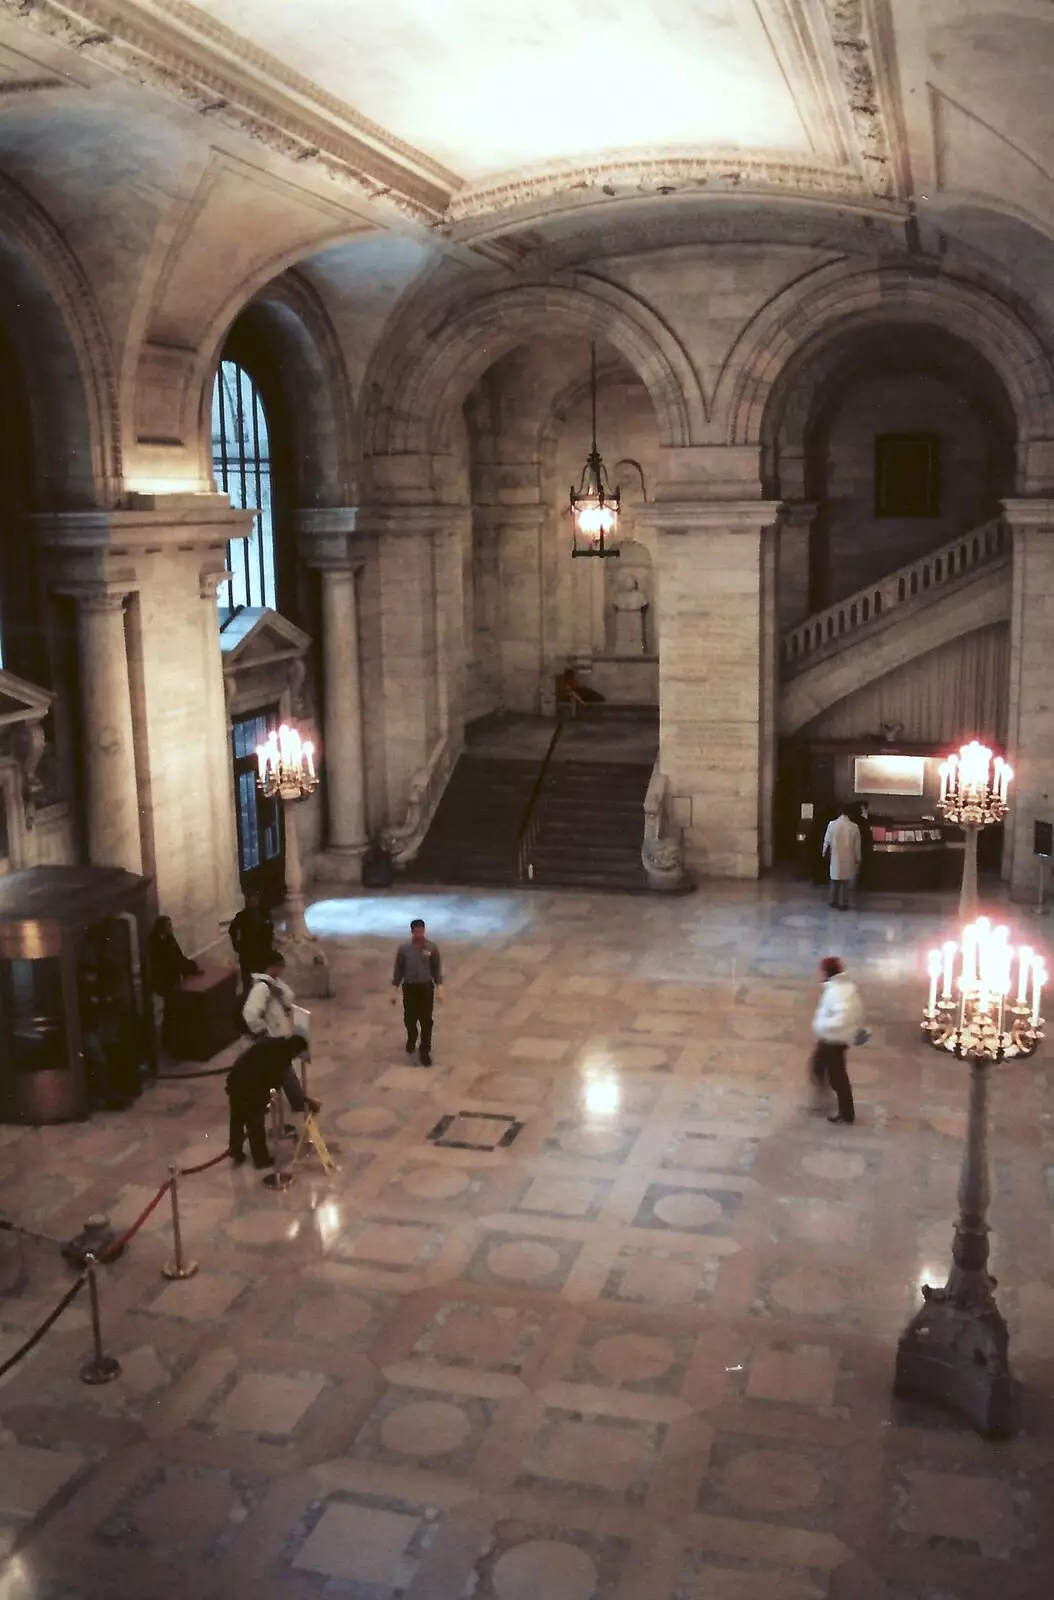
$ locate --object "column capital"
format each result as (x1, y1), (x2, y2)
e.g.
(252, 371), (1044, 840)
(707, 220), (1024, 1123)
(32, 494), (253, 555)
(292, 506), (359, 539)
(56, 582), (133, 611)
(1001, 497), (1054, 529)
(635, 499), (781, 534)
(356, 502), (469, 538)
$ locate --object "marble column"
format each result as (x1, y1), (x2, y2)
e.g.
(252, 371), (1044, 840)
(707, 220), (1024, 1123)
(1003, 498), (1054, 900)
(319, 564), (367, 854)
(638, 500), (781, 879)
(75, 590), (143, 874)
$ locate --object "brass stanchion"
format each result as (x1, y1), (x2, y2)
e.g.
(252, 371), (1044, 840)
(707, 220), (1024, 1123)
(162, 1165), (198, 1280)
(262, 1089), (293, 1191)
(79, 1254), (121, 1386)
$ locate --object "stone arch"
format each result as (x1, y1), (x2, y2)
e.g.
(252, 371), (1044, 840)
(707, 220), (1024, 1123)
(726, 262), (1054, 481)
(365, 277), (705, 465)
(0, 171), (119, 506)
(201, 268), (355, 508)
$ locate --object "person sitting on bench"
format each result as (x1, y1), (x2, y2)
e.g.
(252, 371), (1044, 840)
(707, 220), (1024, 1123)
(226, 1033), (319, 1169)
(554, 664), (605, 720)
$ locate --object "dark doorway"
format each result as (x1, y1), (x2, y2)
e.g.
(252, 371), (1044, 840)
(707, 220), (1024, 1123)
(232, 708), (285, 907)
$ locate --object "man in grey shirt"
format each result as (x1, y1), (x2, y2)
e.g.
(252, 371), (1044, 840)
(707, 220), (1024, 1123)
(391, 918), (444, 1066)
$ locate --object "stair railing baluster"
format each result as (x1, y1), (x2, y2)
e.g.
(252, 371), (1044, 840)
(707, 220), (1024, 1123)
(516, 718), (565, 883)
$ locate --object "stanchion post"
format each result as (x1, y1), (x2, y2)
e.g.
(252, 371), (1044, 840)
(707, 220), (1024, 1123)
(80, 1254), (121, 1386)
(262, 1089), (293, 1191)
(162, 1165), (198, 1281)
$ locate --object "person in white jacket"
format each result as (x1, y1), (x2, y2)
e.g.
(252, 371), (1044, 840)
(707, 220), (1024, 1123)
(822, 807), (862, 910)
(242, 950), (297, 1040)
(810, 955), (864, 1125)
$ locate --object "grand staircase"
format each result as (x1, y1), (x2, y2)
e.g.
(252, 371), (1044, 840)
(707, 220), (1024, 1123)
(406, 518), (1010, 891)
(779, 517), (1011, 733)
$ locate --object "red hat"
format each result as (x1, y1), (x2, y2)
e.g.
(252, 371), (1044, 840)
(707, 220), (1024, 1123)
(820, 956), (844, 978)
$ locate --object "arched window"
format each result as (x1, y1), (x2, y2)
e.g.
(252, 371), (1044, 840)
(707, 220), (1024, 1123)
(212, 358), (276, 610)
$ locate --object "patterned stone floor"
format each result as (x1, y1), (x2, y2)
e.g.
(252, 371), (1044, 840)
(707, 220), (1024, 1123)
(1, 880), (1052, 1600)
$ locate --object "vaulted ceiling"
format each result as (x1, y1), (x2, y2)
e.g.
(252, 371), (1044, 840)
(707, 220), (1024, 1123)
(0, 1), (1053, 343)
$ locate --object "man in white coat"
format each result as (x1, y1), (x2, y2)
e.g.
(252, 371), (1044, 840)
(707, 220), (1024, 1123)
(810, 955), (865, 1124)
(822, 805), (862, 910)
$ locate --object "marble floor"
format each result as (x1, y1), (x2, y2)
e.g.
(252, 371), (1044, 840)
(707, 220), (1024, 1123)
(1, 881), (1052, 1600)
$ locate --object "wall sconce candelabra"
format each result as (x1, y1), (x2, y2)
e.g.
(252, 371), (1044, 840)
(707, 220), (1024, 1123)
(937, 740), (1011, 919)
(896, 917), (1046, 1437)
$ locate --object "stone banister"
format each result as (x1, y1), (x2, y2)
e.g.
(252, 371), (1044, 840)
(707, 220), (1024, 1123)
(782, 517), (1008, 670)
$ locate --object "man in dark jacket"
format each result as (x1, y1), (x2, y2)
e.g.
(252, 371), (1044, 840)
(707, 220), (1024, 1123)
(391, 918), (443, 1066)
(228, 890), (275, 996)
(226, 1033), (319, 1168)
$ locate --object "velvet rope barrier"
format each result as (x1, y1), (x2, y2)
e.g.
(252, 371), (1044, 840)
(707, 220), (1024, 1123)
(178, 1148), (231, 1176)
(0, 1274), (87, 1380)
(98, 1179), (172, 1263)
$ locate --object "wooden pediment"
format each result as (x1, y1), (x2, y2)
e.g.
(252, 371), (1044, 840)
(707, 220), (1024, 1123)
(0, 669), (53, 730)
(219, 607), (311, 671)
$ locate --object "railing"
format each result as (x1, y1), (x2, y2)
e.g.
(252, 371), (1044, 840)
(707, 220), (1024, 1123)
(383, 732), (460, 863)
(781, 517), (1008, 668)
(516, 719), (564, 882)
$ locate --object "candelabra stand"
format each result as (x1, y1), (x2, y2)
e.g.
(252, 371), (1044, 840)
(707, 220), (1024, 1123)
(257, 723), (331, 1000)
(937, 741), (1010, 920)
(895, 921), (1044, 1436)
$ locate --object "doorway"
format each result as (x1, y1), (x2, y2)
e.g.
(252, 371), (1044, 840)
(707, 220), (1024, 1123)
(231, 708), (285, 907)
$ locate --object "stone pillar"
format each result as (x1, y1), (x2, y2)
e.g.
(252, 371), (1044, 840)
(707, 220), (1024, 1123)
(74, 590), (143, 874)
(199, 566), (241, 926)
(1003, 499), (1054, 900)
(496, 505), (546, 712)
(777, 501), (816, 631)
(319, 564), (367, 854)
(638, 500), (781, 879)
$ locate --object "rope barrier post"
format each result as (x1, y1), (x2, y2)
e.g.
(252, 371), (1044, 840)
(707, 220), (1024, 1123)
(79, 1254), (121, 1386)
(162, 1164), (198, 1281)
(262, 1089), (293, 1191)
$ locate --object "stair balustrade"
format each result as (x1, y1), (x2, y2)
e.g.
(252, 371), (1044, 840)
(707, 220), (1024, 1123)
(516, 719), (564, 882)
(781, 517), (1008, 670)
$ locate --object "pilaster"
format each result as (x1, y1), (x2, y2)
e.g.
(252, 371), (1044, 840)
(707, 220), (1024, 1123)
(637, 500), (781, 880)
(1002, 498), (1054, 901)
(777, 501), (817, 632)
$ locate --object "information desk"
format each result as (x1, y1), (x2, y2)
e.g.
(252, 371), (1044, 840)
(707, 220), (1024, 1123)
(868, 822), (965, 892)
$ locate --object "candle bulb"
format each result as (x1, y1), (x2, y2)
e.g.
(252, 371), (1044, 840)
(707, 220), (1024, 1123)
(1017, 947), (1033, 1006)
(1032, 963), (1045, 1027)
(303, 742), (315, 779)
(941, 940), (955, 1001)
(927, 950), (941, 1014)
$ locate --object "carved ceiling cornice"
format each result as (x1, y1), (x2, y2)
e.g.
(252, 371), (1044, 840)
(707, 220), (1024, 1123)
(823, 0), (901, 201)
(0, 0), (453, 222)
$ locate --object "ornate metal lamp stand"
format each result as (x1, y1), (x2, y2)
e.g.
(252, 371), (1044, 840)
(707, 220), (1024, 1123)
(895, 920), (1045, 1436)
(256, 722), (330, 998)
(937, 740), (1011, 920)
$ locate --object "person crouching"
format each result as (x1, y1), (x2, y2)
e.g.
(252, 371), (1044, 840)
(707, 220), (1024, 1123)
(226, 1033), (319, 1169)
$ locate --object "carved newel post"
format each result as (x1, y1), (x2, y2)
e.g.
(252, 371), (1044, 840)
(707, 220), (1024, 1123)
(896, 919), (1046, 1435)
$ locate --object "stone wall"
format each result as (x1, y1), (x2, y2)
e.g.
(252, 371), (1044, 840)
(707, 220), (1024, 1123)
(818, 371), (998, 601)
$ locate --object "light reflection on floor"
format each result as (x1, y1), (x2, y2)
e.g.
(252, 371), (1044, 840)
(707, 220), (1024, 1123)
(306, 891), (528, 940)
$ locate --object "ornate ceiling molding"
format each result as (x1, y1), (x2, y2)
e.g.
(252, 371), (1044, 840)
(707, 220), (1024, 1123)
(823, 0), (900, 201)
(0, 0), (454, 222)
(445, 152), (870, 232)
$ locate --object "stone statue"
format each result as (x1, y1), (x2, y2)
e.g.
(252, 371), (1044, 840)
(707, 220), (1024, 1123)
(612, 572), (649, 656)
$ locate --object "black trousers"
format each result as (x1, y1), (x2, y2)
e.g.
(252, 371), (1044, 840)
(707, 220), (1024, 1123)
(829, 878), (852, 908)
(811, 1041), (855, 1123)
(227, 1091), (270, 1163)
(402, 982), (435, 1052)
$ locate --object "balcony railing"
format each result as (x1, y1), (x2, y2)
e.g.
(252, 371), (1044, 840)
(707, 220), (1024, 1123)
(781, 517), (1008, 668)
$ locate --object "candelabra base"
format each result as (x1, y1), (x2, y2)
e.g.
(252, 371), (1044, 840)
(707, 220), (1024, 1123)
(277, 936), (331, 1000)
(894, 1285), (1016, 1438)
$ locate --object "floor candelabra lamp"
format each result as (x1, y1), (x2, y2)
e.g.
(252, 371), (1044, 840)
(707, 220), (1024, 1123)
(938, 740), (1011, 919)
(256, 722), (330, 997)
(894, 917), (1045, 1435)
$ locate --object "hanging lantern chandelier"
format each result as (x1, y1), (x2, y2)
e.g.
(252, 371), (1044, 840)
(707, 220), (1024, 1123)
(256, 721), (318, 802)
(570, 342), (620, 559)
